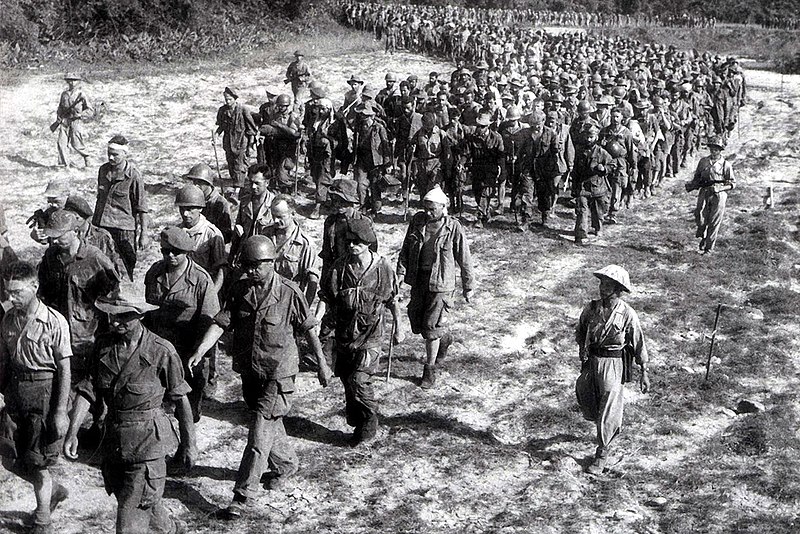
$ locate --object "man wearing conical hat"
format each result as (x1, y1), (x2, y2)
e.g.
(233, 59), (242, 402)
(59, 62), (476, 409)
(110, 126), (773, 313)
(575, 265), (650, 475)
(54, 73), (93, 168)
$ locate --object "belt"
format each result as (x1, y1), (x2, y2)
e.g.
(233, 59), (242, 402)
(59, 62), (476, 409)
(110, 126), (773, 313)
(12, 370), (55, 381)
(110, 408), (160, 423)
(589, 348), (623, 358)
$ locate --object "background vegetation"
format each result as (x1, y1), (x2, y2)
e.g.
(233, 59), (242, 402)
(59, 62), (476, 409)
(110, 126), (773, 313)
(1, 0), (799, 70)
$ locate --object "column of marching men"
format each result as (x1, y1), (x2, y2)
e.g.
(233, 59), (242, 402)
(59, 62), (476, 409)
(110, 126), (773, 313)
(0, 4), (745, 531)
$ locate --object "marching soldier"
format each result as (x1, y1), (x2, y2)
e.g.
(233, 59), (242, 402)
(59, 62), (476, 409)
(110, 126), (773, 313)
(462, 112), (504, 228)
(216, 87), (257, 200)
(183, 163), (234, 244)
(65, 286), (197, 533)
(285, 50), (312, 106)
(598, 108), (636, 224)
(571, 124), (613, 245)
(353, 106), (392, 216)
(398, 186), (474, 389)
(187, 236), (332, 519)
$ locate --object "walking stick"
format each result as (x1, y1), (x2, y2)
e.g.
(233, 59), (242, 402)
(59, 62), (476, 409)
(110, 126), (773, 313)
(386, 317), (397, 382)
(211, 130), (223, 183)
(704, 303), (723, 380)
(293, 138), (301, 196)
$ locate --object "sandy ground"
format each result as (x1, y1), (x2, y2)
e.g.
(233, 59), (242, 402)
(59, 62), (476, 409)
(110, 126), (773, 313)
(0, 39), (799, 534)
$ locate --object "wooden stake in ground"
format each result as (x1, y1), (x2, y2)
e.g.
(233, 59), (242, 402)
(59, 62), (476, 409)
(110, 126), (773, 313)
(705, 304), (723, 380)
(386, 316), (397, 383)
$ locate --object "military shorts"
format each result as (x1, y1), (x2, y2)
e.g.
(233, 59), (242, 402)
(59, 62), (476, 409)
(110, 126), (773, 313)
(0, 373), (62, 470)
(408, 278), (451, 340)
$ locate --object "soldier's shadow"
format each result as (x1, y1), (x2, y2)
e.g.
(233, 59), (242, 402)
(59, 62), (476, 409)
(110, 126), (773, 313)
(284, 415), (352, 447)
(164, 479), (221, 516)
(6, 155), (51, 169)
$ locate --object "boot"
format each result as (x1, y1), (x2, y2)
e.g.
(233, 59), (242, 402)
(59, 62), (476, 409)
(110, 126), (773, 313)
(420, 364), (436, 389)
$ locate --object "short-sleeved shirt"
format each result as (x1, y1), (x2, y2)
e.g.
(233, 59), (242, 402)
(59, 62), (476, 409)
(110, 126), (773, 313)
(93, 160), (149, 231)
(263, 222), (319, 288)
(38, 242), (120, 355)
(144, 258), (220, 357)
(77, 327), (191, 463)
(0, 300), (72, 373)
(215, 274), (315, 380)
(183, 215), (227, 276)
(202, 190), (234, 244)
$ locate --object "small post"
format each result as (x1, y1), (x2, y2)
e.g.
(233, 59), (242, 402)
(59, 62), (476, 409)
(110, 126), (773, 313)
(705, 304), (723, 380)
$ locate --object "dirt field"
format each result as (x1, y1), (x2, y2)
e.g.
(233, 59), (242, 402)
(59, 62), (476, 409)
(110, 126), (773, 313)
(0, 33), (799, 534)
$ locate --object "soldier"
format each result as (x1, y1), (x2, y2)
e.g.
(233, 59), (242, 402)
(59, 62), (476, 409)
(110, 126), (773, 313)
(144, 227), (220, 424)
(54, 73), (93, 168)
(319, 218), (403, 445)
(27, 181), (70, 245)
(285, 50), (312, 106)
(598, 108), (636, 224)
(462, 112), (504, 228)
(175, 185), (226, 290)
(500, 106), (530, 228)
(216, 87), (257, 201)
(394, 96), (424, 200)
(65, 286), (197, 533)
(408, 111), (448, 199)
(571, 124), (613, 245)
(518, 111), (560, 228)
(442, 107), (467, 214)
(546, 109), (575, 212)
(230, 164), (276, 264)
(183, 162), (234, 244)
(353, 106), (392, 216)
(38, 209), (120, 377)
(262, 195), (320, 306)
(575, 265), (650, 475)
(0, 260), (72, 534)
(307, 120), (334, 220)
(187, 236), (332, 519)
(397, 186), (474, 388)
(92, 135), (149, 280)
(259, 94), (302, 194)
(64, 195), (126, 278)
(684, 136), (735, 254)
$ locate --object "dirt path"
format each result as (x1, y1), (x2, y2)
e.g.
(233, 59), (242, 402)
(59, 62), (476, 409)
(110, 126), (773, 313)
(1, 42), (799, 534)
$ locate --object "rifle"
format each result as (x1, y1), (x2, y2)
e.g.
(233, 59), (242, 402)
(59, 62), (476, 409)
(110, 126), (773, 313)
(51, 93), (87, 132)
(293, 137), (302, 196)
(386, 316), (397, 382)
(211, 130), (223, 183)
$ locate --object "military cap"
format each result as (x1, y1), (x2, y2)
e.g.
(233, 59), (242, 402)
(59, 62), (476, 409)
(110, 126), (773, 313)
(64, 195), (93, 219)
(456, 67), (472, 76)
(356, 105), (375, 117)
(475, 112), (492, 126)
(563, 84), (579, 95)
(505, 105), (522, 121)
(651, 95), (665, 107)
(508, 75), (525, 88)
(175, 185), (206, 208)
(43, 209), (78, 238)
(474, 60), (489, 70)
(633, 99), (651, 109)
(548, 93), (564, 103)
(347, 74), (364, 85)
(265, 85), (282, 97)
(611, 86), (627, 98)
(294, 50), (304, 57)
(577, 100), (595, 114)
(309, 82), (327, 98)
(591, 73), (603, 84)
(345, 218), (377, 245)
(596, 95), (615, 107)
(44, 180), (69, 198)
(385, 72), (398, 82)
(582, 123), (601, 136)
(707, 136), (727, 150)
(183, 163), (214, 185)
(527, 110), (546, 124)
(64, 73), (82, 81)
(160, 226), (195, 252)
(546, 110), (560, 120)
(361, 86), (377, 99)
(328, 178), (359, 204)
(496, 74), (508, 86)
(95, 284), (158, 316)
(224, 87), (238, 99)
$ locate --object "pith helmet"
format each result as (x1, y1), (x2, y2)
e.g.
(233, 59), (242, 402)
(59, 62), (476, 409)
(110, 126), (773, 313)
(593, 265), (632, 292)
(175, 184), (206, 207)
(505, 105), (522, 121)
(707, 135), (727, 150)
(241, 235), (278, 262)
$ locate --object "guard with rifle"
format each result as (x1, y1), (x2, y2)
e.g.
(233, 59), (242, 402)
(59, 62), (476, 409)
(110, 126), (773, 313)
(54, 73), (93, 168)
(684, 135), (735, 255)
(318, 218), (403, 446)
